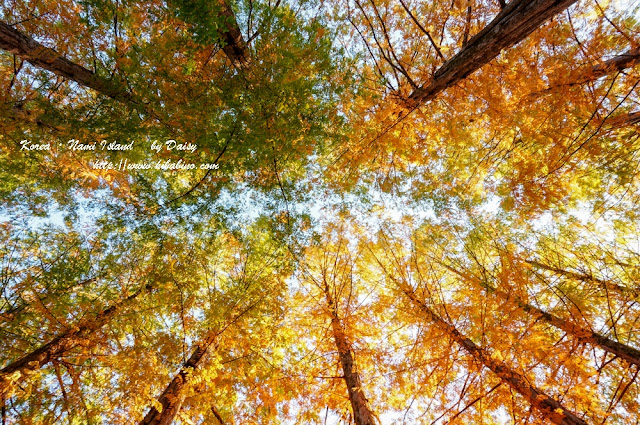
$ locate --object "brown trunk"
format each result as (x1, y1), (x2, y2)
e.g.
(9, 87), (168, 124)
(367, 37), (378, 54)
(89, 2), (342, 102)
(587, 48), (640, 81)
(211, 405), (226, 424)
(0, 284), (153, 397)
(140, 333), (218, 425)
(0, 6), (250, 102)
(0, 104), (64, 133)
(401, 285), (587, 425)
(322, 286), (378, 425)
(214, 0), (251, 69)
(405, 0), (577, 108)
(530, 48), (640, 97)
(517, 300), (640, 366)
(606, 111), (640, 128)
(0, 22), (133, 102)
(1, 276), (99, 323)
(140, 301), (258, 425)
(526, 260), (637, 297)
(445, 263), (640, 366)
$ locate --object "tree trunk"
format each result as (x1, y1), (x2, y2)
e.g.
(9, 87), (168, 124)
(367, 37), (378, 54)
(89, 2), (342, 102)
(526, 260), (637, 297)
(0, 284), (153, 397)
(140, 333), (218, 425)
(323, 286), (379, 425)
(0, 22), (133, 102)
(0, 104), (64, 133)
(445, 263), (640, 366)
(606, 110), (640, 128)
(215, 0), (251, 69)
(0, 5), (250, 103)
(529, 48), (640, 97)
(405, 0), (577, 108)
(401, 285), (587, 425)
(140, 301), (258, 425)
(1, 276), (100, 323)
(588, 48), (640, 81)
(211, 405), (226, 424)
(517, 300), (640, 366)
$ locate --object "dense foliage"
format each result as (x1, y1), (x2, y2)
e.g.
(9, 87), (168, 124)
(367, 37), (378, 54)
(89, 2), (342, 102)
(1, 0), (639, 423)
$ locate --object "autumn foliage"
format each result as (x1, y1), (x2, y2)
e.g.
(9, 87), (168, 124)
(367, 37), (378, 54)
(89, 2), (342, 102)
(1, 0), (639, 424)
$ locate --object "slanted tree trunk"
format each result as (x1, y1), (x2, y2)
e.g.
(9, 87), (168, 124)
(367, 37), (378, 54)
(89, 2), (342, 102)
(444, 263), (640, 366)
(0, 284), (153, 397)
(215, 0), (251, 69)
(0, 6), (250, 102)
(0, 276), (100, 323)
(0, 104), (64, 133)
(211, 405), (226, 424)
(0, 21), (133, 102)
(405, 0), (577, 108)
(529, 48), (640, 97)
(140, 302), (257, 424)
(140, 333), (218, 425)
(400, 284), (587, 425)
(322, 284), (378, 425)
(606, 110), (640, 128)
(517, 299), (640, 366)
(588, 48), (640, 81)
(526, 260), (638, 297)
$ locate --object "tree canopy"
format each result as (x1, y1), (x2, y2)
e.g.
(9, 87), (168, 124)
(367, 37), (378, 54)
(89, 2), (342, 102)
(1, 0), (640, 423)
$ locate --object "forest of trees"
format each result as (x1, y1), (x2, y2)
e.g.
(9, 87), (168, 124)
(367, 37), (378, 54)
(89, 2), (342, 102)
(1, 0), (639, 423)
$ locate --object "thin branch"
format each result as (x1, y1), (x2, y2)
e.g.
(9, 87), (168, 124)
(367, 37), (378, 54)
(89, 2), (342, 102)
(397, 0), (445, 61)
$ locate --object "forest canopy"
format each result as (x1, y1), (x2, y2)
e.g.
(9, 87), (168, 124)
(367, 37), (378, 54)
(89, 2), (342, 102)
(1, 0), (640, 424)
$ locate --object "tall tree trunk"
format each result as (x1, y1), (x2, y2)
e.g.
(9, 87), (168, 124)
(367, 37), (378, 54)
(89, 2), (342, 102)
(606, 110), (640, 128)
(526, 260), (638, 297)
(0, 21), (133, 102)
(444, 263), (640, 366)
(0, 6), (250, 102)
(400, 284), (587, 425)
(529, 48), (640, 97)
(1, 276), (100, 323)
(322, 285), (379, 425)
(0, 284), (153, 397)
(140, 333), (218, 425)
(405, 0), (577, 108)
(607, 111), (640, 128)
(0, 104), (64, 133)
(214, 0), (251, 69)
(517, 299), (640, 366)
(140, 302), (257, 425)
(588, 48), (640, 81)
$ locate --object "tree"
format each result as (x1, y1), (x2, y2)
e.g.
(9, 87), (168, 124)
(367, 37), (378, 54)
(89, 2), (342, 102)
(370, 231), (587, 425)
(2, 0), (640, 423)
(297, 224), (380, 425)
(0, 283), (153, 398)
(405, 0), (579, 107)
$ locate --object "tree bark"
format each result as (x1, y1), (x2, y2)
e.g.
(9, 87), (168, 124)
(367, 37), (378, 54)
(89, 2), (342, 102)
(588, 48), (640, 81)
(517, 299), (640, 366)
(405, 0), (577, 108)
(322, 285), (379, 425)
(214, 0), (251, 69)
(401, 285), (587, 425)
(0, 284), (153, 397)
(526, 260), (638, 297)
(1, 276), (100, 323)
(140, 301), (258, 425)
(140, 333), (218, 425)
(444, 263), (640, 366)
(529, 48), (640, 97)
(211, 405), (226, 424)
(0, 5), (250, 103)
(606, 111), (640, 128)
(0, 22), (134, 102)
